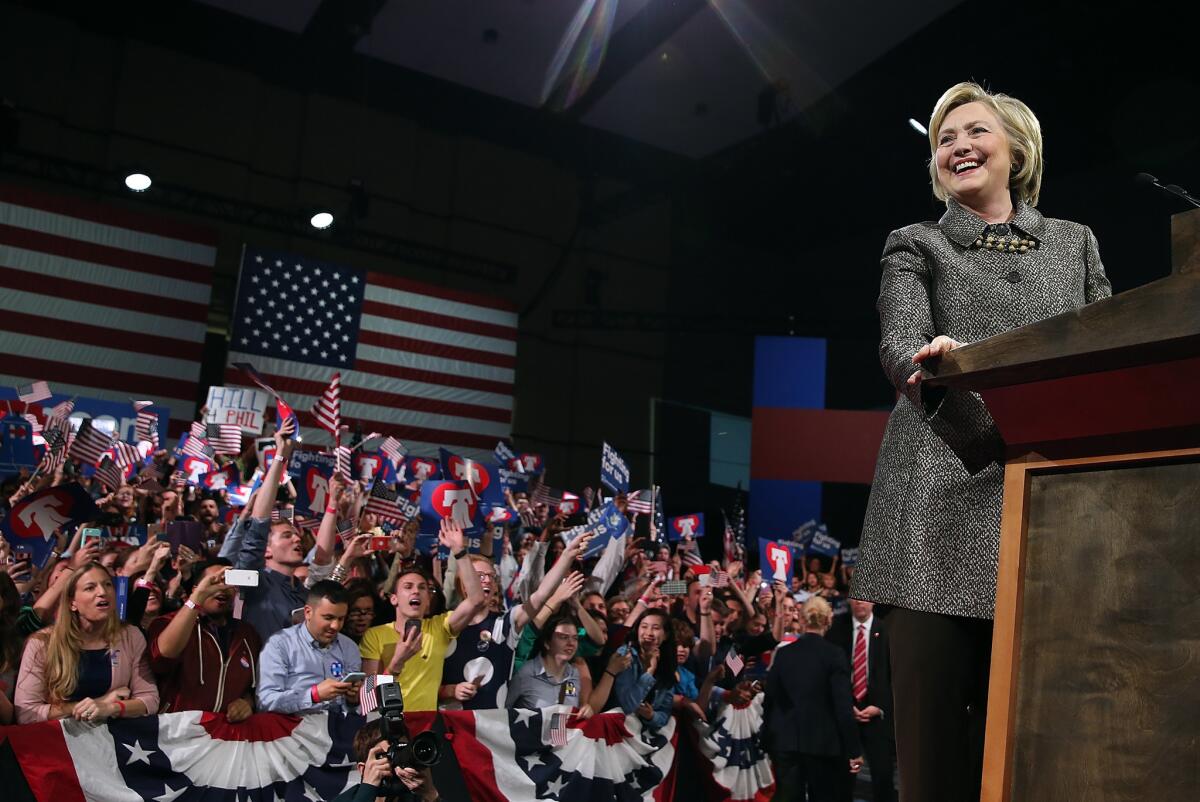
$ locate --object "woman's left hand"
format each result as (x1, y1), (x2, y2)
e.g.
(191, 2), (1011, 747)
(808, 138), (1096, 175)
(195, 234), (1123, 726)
(907, 336), (962, 385)
(636, 702), (654, 721)
(73, 697), (115, 723)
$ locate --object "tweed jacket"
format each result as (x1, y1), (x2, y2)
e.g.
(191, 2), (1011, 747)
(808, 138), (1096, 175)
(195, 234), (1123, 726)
(852, 198), (1112, 619)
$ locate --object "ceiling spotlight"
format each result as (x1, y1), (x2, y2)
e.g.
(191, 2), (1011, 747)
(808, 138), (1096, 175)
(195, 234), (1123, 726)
(310, 211), (334, 230)
(908, 118), (928, 136)
(124, 172), (152, 192)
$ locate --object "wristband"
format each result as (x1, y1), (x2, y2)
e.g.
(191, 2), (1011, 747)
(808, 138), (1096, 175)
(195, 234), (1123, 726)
(135, 578), (155, 590)
(115, 700), (126, 718)
(605, 670), (617, 678)
(184, 598), (199, 612)
(325, 504), (338, 516)
(311, 685), (321, 704)
(638, 596), (651, 605)
(453, 548), (468, 560)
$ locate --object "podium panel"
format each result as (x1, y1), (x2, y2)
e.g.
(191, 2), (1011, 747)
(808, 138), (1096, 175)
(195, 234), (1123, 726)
(984, 452), (1200, 801)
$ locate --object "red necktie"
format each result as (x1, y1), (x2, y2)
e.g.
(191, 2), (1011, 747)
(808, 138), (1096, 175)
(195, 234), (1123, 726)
(852, 623), (868, 702)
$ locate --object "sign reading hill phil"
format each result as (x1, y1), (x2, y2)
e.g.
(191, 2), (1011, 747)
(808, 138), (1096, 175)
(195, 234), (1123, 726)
(206, 386), (270, 435)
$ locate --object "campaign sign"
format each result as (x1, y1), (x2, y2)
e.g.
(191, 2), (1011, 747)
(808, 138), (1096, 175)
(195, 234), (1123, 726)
(354, 451), (391, 485)
(200, 463), (239, 492)
(560, 500), (627, 559)
(1, 482), (99, 567)
(759, 539), (796, 585)
(600, 441), (630, 494)
(808, 526), (840, 558)
(841, 547), (860, 566)
(419, 479), (482, 537)
(668, 513), (706, 542)
(0, 390), (171, 447)
(0, 416), (36, 472)
(179, 454), (217, 486)
(558, 492), (580, 516)
(483, 504), (516, 525)
(288, 451), (337, 515)
(255, 438), (278, 472)
(397, 490), (421, 523)
(226, 468), (262, 507)
(494, 441), (519, 470)
(517, 453), (543, 475)
(439, 449), (503, 506)
(205, 386), (270, 435)
(498, 465), (528, 494)
(407, 457), (441, 482)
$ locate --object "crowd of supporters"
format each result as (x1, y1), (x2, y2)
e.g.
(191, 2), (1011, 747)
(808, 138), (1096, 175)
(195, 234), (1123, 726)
(0, 415), (892, 801)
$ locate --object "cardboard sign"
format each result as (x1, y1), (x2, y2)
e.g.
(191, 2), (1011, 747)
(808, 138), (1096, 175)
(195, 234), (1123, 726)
(206, 386), (270, 435)
(600, 441), (630, 494)
(288, 451), (337, 515)
(668, 513), (706, 541)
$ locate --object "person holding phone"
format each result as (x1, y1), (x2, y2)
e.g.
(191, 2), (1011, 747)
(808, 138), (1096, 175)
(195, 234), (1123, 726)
(607, 609), (678, 732)
(257, 580), (362, 714)
(358, 518), (487, 712)
(147, 559), (262, 719)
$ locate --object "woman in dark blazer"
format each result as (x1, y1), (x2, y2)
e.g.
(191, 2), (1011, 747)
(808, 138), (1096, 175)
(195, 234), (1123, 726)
(852, 81), (1112, 801)
(763, 597), (863, 802)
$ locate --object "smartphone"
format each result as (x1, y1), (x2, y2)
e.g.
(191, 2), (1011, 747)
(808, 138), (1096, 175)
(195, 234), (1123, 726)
(369, 535), (391, 552)
(404, 618), (421, 638)
(341, 672), (367, 684)
(224, 569), (259, 587)
(81, 527), (105, 548)
(290, 606), (306, 624)
(661, 580), (688, 596)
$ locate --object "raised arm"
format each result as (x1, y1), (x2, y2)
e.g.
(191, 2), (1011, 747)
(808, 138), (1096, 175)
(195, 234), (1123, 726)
(442, 519), (485, 636)
(515, 534), (590, 632)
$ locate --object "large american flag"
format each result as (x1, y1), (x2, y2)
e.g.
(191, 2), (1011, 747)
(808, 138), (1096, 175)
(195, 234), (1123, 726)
(224, 247), (515, 460)
(0, 186), (216, 436)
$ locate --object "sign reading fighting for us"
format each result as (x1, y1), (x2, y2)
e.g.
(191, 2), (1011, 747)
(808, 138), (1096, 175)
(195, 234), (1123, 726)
(288, 451), (336, 515)
(600, 441), (630, 494)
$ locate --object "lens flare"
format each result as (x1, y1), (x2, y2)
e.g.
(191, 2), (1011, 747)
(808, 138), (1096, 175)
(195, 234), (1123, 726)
(540, 0), (621, 110)
(706, 0), (827, 95)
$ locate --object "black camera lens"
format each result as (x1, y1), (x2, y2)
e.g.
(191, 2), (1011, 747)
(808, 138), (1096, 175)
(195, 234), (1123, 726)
(409, 732), (442, 767)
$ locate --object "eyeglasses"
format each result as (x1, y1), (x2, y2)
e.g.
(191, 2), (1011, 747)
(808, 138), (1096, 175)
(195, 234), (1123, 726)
(476, 572), (497, 581)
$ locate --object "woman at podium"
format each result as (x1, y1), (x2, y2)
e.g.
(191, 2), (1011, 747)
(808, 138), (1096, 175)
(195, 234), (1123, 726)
(853, 81), (1112, 802)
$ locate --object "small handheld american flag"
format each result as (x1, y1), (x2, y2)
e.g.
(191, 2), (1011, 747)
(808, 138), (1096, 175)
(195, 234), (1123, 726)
(311, 372), (342, 441)
(358, 674), (395, 714)
(16, 381), (51, 403)
(548, 712), (568, 747)
(713, 571), (731, 588)
(725, 648), (744, 677)
(207, 423), (244, 456)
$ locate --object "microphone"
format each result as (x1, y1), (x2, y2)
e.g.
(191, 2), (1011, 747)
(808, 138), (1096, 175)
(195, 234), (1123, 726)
(1135, 172), (1200, 209)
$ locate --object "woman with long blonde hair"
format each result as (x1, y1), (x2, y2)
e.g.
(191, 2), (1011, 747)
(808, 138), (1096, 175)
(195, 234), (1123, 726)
(14, 562), (158, 723)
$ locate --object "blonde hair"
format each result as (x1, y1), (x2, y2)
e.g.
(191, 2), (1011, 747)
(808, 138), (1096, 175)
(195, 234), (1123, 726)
(927, 81), (1044, 207)
(37, 563), (125, 703)
(801, 596), (834, 632)
(453, 554), (495, 598)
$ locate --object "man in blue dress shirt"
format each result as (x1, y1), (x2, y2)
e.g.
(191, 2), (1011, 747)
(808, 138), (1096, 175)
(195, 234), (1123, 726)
(258, 580), (363, 713)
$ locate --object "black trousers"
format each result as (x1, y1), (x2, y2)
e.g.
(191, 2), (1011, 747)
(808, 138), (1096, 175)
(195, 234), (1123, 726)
(888, 608), (992, 802)
(771, 752), (843, 802)
(838, 717), (897, 802)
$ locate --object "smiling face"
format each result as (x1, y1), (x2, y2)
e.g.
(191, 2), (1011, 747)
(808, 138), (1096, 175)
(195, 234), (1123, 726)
(199, 564), (236, 617)
(114, 485), (135, 511)
(935, 101), (1013, 210)
(71, 567), (115, 625)
(637, 613), (667, 651)
(547, 622), (579, 663)
(391, 573), (432, 620)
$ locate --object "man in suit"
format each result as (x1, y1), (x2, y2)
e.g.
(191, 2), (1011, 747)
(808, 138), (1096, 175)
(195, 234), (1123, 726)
(827, 599), (896, 802)
(763, 597), (863, 802)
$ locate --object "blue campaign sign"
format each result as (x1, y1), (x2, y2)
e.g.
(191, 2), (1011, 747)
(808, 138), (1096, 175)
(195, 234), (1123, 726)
(498, 465), (528, 494)
(841, 547), (860, 566)
(494, 440), (519, 470)
(561, 500), (628, 559)
(439, 448), (503, 506)
(178, 454), (217, 486)
(0, 416), (37, 472)
(407, 456), (441, 482)
(289, 451), (337, 515)
(808, 527), (841, 558)
(419, 479), (483, 537)
(353, 450), (394, 485)
(517, 453), (543, 475)
(668, 513), (706, 542)
(1, 482), (99, 567)
(759, 539), (796, 585)
(0, 390), (171, 447)
(600, 441), (630, 494)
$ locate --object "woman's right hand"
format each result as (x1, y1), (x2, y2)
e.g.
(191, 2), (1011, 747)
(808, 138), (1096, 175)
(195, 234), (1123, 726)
(908, 335), (961, 385)
(606, 649), (633, 676)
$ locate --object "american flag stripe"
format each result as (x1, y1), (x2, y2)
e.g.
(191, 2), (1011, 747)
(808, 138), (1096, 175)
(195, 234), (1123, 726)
(109, 441), (141, 469)
(334, 446), (352, 482)
(379, 436), (406, 466)
(95, 458), (124, 491)
(68, 424), (113, 466)
(225, 247), (515, 457)
(0, 187), (215, 437)
(310, 372), (341, 438)
(17, 380), (51, 402)
(208, 424), (244, 456)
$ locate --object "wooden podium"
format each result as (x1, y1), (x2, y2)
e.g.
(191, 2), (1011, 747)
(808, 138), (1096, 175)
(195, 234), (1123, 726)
(928, 208), (1200, 802)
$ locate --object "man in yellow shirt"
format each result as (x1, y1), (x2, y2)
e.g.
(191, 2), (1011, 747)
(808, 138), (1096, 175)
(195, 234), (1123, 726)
(360, 518), (485, 711)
